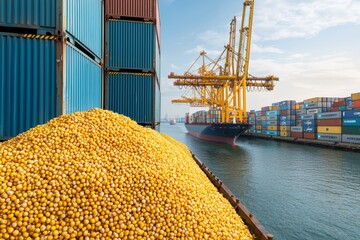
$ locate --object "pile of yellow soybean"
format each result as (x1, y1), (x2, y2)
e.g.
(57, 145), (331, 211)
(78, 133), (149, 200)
(0, 109), (253, 239)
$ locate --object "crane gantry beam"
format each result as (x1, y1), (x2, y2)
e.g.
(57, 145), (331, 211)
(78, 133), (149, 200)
(168, 0), (279, 123)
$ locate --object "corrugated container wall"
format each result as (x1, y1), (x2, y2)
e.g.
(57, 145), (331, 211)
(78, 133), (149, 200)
(0, 34), (56, 140)
(65, 0), (103, 58)
(107, 20), (157, 71)
(65, 45), (102, 114)
(0, 33), (102, 140)
(0, 0), (103, 59)
(105, 0), (157, 21)
(105, 73), (159, 125)
(0, 0), (56, 29)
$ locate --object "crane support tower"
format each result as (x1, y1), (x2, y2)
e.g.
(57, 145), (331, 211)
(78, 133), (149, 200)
(168, 0), (279, 123)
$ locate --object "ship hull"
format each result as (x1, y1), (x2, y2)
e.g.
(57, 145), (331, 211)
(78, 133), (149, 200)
(185, 123), (251, 145)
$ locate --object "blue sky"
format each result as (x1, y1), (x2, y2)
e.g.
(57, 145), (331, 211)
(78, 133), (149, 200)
(159, 0), (360, 118)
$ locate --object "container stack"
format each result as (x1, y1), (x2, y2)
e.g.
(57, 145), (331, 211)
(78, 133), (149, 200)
(0, 0), (103, 140)
(191, 111), (207, 124)
(304, 97), (326, 115)
(290, 126), (304, 139)
(352, 92), (360, 109)
(248, 92), (360, 145)
(266, 107), (280, 136)
(104, 0), (161, 129)
(248, 111), (256, 133)
(331, 99), (347, 112)
(316, 112), (342, 142)
(295, 103), (306, 126)
(208, 109), (222, 123)
(279, 100), (296, 137)
(342, 109), (360, 144)
(300, 114), (317, 139)
(255, 111), (263, 134)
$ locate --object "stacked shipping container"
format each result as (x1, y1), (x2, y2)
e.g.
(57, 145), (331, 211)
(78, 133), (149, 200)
(279, 100), (296, 137)
(104, 0), (161, 128)
(248, 92), (360, 145)
(0, 0), (103, 140)
(316, 112), (342, 142)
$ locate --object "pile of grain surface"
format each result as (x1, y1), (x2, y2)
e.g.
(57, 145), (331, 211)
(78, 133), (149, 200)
(0, 109), (253, 239)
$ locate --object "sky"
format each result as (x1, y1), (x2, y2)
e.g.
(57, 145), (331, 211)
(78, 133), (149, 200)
(158, 0), (360, 119)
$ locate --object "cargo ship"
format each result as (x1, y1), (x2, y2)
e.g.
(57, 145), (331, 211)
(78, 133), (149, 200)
(185, 123), (251, 145)
(185, 110), (251, 145)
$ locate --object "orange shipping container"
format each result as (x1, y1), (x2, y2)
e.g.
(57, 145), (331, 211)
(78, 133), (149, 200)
(317, 119), (342, 126)
(353, 100), (360, 108)
(303, 133), (316, 139)
(291, 132), (304, 138)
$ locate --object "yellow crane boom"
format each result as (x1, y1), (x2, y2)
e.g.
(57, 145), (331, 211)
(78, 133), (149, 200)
(168, 0), (279, 123)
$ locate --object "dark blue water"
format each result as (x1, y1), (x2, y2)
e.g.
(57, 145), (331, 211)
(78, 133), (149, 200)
(161, 123), (360, 240)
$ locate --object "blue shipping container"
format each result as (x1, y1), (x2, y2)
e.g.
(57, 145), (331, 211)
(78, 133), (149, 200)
(296, 109), (307, 115)
(343, 109), (360, 118)
(301, 119), (317, 127)
(266, 131), (280, 136)
(65, 45), (102, 114)
(280, 120), (296, 126)
(0, 0), (102, 58)
(266, 115), (279, 121)
(280, 105), (294, 110)
(301, 114), (317, 120)
(0, 0), (56, 29)
(0, 33), (102, 140)
(107, 20), (158, 71)
(65, 0), (103, 58)
(342, 118), (360, 126)
(303, 126), (317, 133)
(266, 110), (280, 116)
(106, 73), (160, 125)
(280, 115), (291, 121)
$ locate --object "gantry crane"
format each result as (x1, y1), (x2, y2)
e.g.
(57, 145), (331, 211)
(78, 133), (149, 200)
(168, 0), (279, 123)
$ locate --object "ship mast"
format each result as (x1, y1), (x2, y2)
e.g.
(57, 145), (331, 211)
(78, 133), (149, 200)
(168, 0), (279, 123)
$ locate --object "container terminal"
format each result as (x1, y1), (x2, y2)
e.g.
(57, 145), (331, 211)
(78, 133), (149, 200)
(1, 0), (359, 239)
(0, 0), (274, 239)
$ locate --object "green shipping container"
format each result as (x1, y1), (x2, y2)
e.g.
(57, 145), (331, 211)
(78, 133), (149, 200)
(342, 126), (360, 135)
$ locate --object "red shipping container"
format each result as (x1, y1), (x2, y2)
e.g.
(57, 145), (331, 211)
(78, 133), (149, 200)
(332, 101), (346, 107)
(280, 110), (291, 115)
(330, 107), (339, 112)
(304, 133), (316, 139)
(317, 119), (342, 126)
(353, 100), (360, 108)
(106, 0), (158, 21)
(291, 132), (303, 138)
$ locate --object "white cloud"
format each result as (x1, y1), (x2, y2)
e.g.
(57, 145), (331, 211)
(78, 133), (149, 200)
(185, 45), (222, 56)
(252, 43), (283, 54)
(255, 0), (360, 40)
(248, 53), (360, 105)
(197, 30), (228, 47)
(170, 63), (180, 70)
